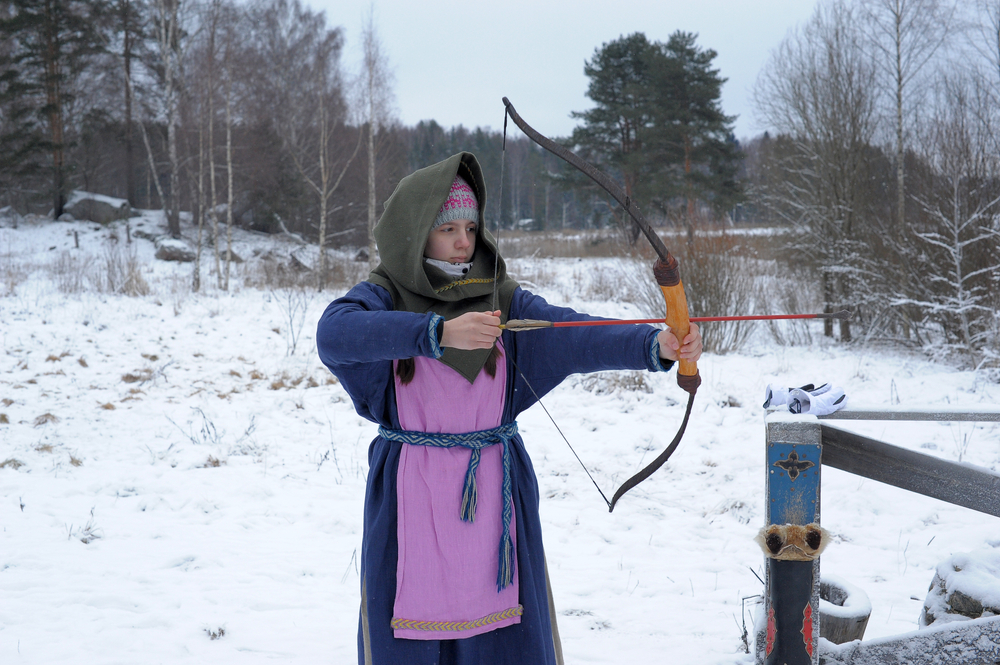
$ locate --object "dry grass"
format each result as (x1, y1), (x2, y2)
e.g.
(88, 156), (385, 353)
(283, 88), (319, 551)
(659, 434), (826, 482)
(1, 245), (30, 296)
(0, 458), (24, 469)
(70, 519), (102, 544)
(33, 413), (58, 426)
(498, 229), (630, 259)
(50, 251), (94, 294)
(0, 414), (8, 424)
(99, 241), (149, 296)
(575, 371), (653, 395)
(205, 627), (226, 640)
(122, 369), (153, 384)
(239, 252), (370, 292)
(78, 357), (88, 367)
(203, 455), (225, 468)
(268, 371), (320, 390)
(69, 455), (83, 467)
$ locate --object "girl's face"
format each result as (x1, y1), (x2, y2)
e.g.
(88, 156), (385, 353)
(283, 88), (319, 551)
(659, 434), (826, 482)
(424, 219), (477, 264)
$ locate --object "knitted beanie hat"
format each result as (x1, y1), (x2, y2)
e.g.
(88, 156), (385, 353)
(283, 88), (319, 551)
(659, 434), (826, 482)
(432, 175), (479, 228)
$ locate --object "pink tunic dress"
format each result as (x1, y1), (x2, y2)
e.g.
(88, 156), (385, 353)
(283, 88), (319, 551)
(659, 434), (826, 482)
(391, 342), (521, 640)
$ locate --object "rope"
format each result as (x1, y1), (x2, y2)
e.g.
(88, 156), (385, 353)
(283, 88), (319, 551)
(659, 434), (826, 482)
(378, 422), (518, 591)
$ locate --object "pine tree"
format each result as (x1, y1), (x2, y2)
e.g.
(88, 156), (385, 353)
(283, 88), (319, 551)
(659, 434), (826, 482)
(570, 31), (742, 239)
(651, 31), (742, 239)
(0, 0), (108, 217)
(569, 32), (659, 239)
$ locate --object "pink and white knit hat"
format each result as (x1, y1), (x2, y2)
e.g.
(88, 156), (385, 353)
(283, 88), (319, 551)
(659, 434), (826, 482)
(432, 176), (479, 228)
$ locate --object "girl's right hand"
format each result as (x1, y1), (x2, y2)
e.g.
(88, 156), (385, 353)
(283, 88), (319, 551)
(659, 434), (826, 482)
(441, 310), (502, 350)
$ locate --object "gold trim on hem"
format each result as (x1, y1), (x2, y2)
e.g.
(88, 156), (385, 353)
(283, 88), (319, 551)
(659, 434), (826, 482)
(391, 605), (524, 633)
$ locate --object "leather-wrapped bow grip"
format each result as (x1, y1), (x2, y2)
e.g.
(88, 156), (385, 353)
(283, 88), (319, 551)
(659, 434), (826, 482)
(654, 256), (701, 395)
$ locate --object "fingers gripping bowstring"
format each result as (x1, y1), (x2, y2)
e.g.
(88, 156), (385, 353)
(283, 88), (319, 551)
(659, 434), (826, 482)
(495, 107), (611, 510)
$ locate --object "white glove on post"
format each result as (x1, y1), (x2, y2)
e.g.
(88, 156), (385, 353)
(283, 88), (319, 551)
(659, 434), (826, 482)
(763, 383), (829, 409)
(788, 385), (847, 416)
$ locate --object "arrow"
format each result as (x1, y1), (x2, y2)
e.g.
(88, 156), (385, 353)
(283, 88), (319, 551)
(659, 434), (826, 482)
(500, 310), (852, 331)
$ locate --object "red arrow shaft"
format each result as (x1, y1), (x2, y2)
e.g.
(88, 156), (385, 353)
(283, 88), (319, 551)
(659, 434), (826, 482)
(550, 313), (839, 327)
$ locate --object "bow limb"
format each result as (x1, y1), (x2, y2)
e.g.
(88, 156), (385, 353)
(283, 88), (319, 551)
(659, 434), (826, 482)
(501, 97), (701, 511)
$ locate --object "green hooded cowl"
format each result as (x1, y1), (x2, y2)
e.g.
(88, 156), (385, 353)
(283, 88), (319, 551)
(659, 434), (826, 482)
(367, 152), (518, 383)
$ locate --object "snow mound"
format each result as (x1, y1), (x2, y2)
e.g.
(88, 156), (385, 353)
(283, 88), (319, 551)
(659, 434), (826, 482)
(921, 550), (1000, 627)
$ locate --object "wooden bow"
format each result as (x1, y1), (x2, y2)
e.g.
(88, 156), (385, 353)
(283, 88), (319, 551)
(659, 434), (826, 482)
(502, 97), (701, 511)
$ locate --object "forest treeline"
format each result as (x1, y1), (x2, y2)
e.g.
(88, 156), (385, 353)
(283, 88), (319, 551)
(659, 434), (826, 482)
(1, 0), (999, 367)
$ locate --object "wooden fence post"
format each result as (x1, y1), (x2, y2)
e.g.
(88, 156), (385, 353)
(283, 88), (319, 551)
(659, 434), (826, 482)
(760, 415), (822, 665)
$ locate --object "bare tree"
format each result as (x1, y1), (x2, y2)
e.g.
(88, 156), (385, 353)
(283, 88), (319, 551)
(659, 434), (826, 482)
(222, 21), (235, 291)
(753, 0), (884, 342)
(966, 1), (1000, 156)
(114, 0), (146, 206)
(860, 0), (955, 237)
(203, 0), (222, 285)
(252, 0), (358, 289)
(907, 73), (1000, 366)
(151, 0), (189, 238)
(968, 1), (1000, 89)
(358, 5), (395, 271)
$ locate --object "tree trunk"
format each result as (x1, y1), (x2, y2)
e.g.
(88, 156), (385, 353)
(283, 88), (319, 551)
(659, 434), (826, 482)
(43, 2), (66, 218)
(823, 272), (835, 338)
(158, 0), (182, 238)
(895, 10), (905, 239)
(193, 91), (205, 294)
(684, 133), (695, 242)
(224, 53), (234, 292)
(367, 120), (377, 271)
(122, 0), (137, 206)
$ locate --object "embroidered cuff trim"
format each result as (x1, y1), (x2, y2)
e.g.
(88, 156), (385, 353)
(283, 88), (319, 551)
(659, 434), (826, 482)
(649, 338), (671, 372)
(428, 313), (444, 358)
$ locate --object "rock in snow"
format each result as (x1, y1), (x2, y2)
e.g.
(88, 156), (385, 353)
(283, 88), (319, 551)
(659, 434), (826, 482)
(921, 550), (1000, 626)
(154, 236), (196, 262)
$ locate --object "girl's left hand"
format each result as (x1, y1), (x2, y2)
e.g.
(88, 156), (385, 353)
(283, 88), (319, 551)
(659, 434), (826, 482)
(657, 323), (702, 362)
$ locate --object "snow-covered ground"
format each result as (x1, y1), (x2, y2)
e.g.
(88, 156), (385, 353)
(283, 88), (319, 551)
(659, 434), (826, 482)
(2, 213), (999, 664)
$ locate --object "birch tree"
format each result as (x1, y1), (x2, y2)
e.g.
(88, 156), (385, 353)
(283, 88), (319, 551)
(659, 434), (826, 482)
(860, 0), (955, 237)
(754, 0), (883, 341)
(150, 0), (187, 237)
(908, 73), (1000, 365)
(251, 0), (358, 289)
(358, 5), (394, 271)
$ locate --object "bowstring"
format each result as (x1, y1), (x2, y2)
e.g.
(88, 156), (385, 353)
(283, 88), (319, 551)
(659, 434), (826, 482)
(508, 353), (611, 509)
(492, 110), (507, 311)
(495, 104), (611, 510)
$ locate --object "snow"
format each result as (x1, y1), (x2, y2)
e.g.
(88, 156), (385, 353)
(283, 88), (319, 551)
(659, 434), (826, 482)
(821, 574), (872, 621)
(155, 237), (191, 251)
(2, 215), (1000, 664)
(922, 550), (1000, 626)
(65, 191), (130, 210)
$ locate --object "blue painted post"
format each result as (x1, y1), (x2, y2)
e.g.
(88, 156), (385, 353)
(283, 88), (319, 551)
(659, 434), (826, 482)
(759, 415), (822, 665)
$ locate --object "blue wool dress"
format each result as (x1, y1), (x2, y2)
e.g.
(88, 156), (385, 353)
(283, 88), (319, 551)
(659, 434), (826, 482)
(316, 282), (672, 665)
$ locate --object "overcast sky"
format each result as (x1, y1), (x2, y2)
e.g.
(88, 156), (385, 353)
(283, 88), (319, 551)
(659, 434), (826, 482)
(309, 0), (821, 142)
